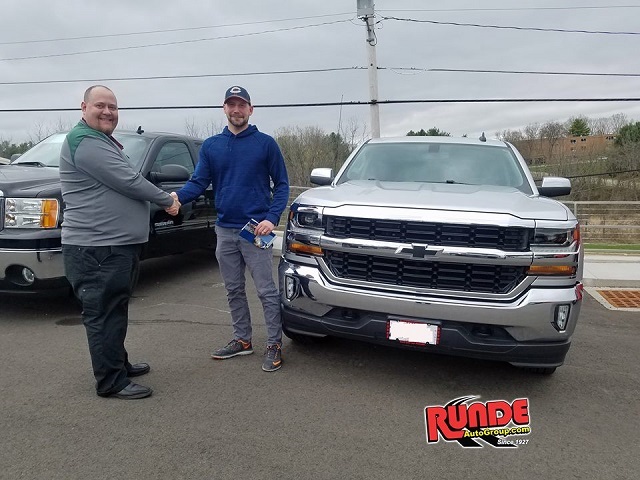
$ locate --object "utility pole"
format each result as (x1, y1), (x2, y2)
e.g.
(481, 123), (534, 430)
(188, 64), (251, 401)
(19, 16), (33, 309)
(357, 0), (380, 138)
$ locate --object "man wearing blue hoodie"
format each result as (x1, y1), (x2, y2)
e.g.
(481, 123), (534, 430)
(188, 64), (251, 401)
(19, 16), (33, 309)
(173, 86), (289, 372)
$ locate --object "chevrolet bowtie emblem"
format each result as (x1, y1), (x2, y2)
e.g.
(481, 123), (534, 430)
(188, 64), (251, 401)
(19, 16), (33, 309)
(395, 244), (442, 258)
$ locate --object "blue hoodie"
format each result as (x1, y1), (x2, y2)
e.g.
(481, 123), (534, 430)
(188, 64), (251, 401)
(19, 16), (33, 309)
(176, 125), (289, 228)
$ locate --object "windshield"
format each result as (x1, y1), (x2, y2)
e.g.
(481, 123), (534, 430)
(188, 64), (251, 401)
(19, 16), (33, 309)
(338, 142), (533, 194)
(12, 132), (151, 169)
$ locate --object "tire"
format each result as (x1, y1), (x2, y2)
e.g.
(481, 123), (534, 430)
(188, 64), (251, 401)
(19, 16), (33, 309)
(521, 366), (557, 375)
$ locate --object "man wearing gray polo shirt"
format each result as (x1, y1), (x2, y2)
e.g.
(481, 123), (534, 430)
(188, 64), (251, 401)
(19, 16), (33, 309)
(60, 85), (180, 400)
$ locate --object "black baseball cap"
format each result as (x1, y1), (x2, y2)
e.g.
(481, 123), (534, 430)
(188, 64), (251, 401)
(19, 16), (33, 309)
(224, 86), (251, 104)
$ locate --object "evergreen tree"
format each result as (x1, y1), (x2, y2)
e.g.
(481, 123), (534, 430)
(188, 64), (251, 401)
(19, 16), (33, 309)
(406, 127), (450, 136)
(568, 117), (591, 136)
(614, 122), (640, 147)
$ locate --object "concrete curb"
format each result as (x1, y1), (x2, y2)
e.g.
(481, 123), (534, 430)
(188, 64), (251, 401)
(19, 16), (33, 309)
(582, 253), (640, 288)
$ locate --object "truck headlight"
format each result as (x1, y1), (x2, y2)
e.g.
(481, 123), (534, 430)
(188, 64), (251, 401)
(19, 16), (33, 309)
(532, 225), (580, 248)
(285, 205), (324, 256)
(290, 205), (323, 230)
(4, 198), (59, 229)
(527, 224), (580, 276)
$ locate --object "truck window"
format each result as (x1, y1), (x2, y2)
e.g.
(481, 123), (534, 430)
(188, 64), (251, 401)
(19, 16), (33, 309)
(152, 142), (195, 174)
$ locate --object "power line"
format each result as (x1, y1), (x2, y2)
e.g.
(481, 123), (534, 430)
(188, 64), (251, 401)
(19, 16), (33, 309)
(566, 168), (640, 179)
(0, 13), (353, 46)
(4, 66), (640, 87)
(378, 6), (640, 13)
(2, 14), (634, 63)
(382, 16), (640, 35)
(3, 97), (640, 113)
(0, 67), (365, 86)
(1, 5), (632, 47)
(1, 7), (632, 46)
(0, 19), (352, 62)
(393, 67), (640, 78)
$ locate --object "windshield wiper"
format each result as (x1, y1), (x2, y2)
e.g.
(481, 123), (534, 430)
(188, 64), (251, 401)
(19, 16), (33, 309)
(445, 179), (471, 185)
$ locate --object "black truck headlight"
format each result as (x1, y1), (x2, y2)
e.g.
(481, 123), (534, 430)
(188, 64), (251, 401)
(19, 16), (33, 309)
(532, 225), (580, 248)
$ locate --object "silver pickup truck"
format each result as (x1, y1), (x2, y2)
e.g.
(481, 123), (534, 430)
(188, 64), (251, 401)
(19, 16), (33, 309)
(278, 136), (583, 374)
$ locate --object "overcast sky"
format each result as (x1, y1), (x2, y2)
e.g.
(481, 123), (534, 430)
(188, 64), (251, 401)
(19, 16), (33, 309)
(1, 0), (639, 143)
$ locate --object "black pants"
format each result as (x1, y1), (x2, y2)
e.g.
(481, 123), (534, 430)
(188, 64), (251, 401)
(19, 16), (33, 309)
(63, 244), (142, 396)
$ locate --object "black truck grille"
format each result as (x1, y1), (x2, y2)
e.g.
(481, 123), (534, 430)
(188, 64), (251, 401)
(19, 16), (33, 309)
(325, 251), (527, 294)
(326, 217), (531, 252)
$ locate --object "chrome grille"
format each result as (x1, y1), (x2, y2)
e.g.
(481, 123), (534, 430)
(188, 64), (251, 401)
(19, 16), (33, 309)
(326, 217), (531, 252)
(325, 251), (527, 294)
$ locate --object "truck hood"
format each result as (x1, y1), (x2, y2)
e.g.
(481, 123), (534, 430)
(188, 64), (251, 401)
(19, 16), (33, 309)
(296, 181), (570, 221)
(0, 165), (61, 197)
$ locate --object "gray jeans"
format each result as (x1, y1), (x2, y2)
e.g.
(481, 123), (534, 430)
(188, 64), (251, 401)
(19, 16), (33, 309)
(215, 225), (282, 346)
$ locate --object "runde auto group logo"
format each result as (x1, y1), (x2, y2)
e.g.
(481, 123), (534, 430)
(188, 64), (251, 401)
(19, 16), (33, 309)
(424, 395), (532, 448)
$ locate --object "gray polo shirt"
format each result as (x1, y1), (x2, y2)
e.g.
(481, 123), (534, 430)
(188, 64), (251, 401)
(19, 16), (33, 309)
(60, 122), (173, 246)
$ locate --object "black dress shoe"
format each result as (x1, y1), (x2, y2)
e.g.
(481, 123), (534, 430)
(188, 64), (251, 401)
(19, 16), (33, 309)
(111, 382), (153, 400)
(127, 362), (150, 377)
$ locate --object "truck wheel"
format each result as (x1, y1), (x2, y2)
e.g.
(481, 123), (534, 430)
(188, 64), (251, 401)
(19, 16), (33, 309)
(283, 327), (323, 345)
(522, 366), (557, 375)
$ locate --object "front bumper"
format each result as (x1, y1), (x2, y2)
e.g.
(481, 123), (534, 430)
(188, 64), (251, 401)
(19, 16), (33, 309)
(279, 260), (582, 368)
(0, 248), (67, 293)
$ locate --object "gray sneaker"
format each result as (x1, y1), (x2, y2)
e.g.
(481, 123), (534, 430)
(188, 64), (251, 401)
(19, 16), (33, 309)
(211, 339), (253, 359)
(262, 344), (282, 372)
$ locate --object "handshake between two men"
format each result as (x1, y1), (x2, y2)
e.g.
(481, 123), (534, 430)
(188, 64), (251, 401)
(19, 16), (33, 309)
(164, 192), (181, 216)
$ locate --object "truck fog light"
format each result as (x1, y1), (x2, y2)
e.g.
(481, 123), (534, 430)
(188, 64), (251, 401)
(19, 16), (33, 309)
(285, 276), (297, 300)
(553, 304), (570, 332)
(21, 267), (36, 285)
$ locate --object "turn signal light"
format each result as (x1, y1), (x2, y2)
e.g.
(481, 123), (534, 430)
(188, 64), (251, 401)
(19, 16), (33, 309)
(41, 200), (59, 228)
(526, 265), (576, 276)
(288, 242), (323, 256)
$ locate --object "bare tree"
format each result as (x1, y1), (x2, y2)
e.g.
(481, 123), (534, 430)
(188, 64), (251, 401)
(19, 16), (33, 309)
(184, 117), (200, 138)
(496, 129), (524, 144)
(340, 116), (368, 149)
(29, 120), (50, 143)
(539, 121), (566, 160)
(274, 125), (356, 186)
(53, 117), (72, 133)
(184, 117), (225, 138)
(588, 117), (609, 136)
(518, 123), (540, 161)
(204, 118), (225, 137)
(25, 118), (74, 144)
(523, 123), (540, 141)
(609, 113), (629, 134)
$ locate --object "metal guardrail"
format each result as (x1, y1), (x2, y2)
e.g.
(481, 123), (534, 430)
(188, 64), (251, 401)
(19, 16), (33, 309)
(284, 186), (640, 244)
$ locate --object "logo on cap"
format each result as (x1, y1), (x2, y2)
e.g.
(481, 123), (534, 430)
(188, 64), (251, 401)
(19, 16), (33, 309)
(224, 86), (251, 104)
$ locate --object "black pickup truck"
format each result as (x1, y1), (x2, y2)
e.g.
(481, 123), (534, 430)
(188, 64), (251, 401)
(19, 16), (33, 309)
(0, 129), (216, 294)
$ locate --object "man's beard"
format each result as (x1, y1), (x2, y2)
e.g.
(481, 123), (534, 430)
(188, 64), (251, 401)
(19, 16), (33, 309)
(228, 115), (248, 128)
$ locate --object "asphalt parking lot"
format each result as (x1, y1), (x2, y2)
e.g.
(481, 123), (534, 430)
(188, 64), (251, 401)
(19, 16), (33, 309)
(1, 249), (638, 480)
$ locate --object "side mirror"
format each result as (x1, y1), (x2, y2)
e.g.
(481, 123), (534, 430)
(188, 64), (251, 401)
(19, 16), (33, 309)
(538, 176), (571, 197)
(310, 167), (334, 186)
(10, 153), (22, 161)
(149, 164), (191, 183)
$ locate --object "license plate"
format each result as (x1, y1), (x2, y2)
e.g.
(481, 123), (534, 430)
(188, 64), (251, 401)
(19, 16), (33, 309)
(387, 319), (440, 346)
